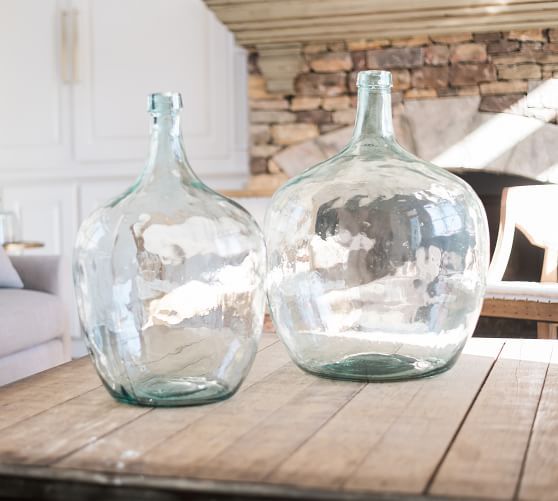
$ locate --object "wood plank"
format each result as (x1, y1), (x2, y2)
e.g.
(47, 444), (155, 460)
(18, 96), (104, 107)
(236, 20), (558, 44)
(266, 339), (503, 495)
(0, 333), (278, 467)
(127, 363), (315, 477)
(208, 0), (554, 23)
(430, 339), (553, 500)
(0, 386), (149, 465)
(235, 12), (558, 44)
(517, 346), (558, 501)
(226, 2), (558, 31)
(54, 337), (291, 472)
(482, 298), (558, 323)
(194, 377), (365, 482)
(0, 358), (101, 432)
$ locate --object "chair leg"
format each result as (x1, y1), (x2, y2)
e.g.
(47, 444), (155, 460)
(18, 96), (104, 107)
(537, 322), (558, 339)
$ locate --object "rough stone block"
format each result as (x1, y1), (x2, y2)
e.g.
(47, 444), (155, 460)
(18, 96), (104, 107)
(424, 45), (450, 65)
(411, 67), (449, 89)
(479, 80), (529, 95)
(479, 94), (525, 113)
(248, 75), (274, 100)
(351, 51), (367, 71)
(549, 29), (558, 42)
(251, 110), (296, 124)
(319, 124), (344, 134)
(328, 41), (347, 51)
(450, 43), (488, 63)
(295, 72), (347, 96)
(290, 97), (321, 111)
(435, 86), (480, 97)
(487, 40), (520, 54)
(430, 33), (472, 43)
(455, 86), (481, 96)
(332, 108), (357, 125)
(303, 43), (328, 54)
(449, 63), (496, 85)
(251, 144), (282, 158)
(391, 35), (429, 47)
(347, 39), (390, 51)
(272, 141), (327, 177)
(367, 47), (423, 69)
(404, 88), (438, 99)
(491, 48), (539, 65)
(322, 95), (351, 111)
(473, 32), (502, 43)
(271, 123), (319, 145)
(497, 63), (541, 80)
(391, 69), (412, 91)
(250, 157), (268, 175)
(250, 124), (271, 144)
(250, 99), (289, 110)
(309, 52), (353, 73)
(508, 29), (546, 42)
(296, 109), (332, 124)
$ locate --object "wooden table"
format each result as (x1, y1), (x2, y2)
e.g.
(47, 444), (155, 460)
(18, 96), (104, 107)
(1, 333), (557, 501)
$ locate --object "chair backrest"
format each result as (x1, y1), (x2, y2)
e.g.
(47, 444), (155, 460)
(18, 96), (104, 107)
(488, 185), (558, 283)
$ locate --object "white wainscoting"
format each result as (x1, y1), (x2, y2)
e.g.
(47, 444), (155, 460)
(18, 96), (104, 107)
(0, 0), (250, 357)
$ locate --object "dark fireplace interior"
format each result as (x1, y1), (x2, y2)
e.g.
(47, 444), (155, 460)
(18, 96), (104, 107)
(453, 170), (548, 339)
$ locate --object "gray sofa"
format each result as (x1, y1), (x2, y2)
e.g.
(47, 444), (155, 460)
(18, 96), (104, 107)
(0, 256), (70, 385)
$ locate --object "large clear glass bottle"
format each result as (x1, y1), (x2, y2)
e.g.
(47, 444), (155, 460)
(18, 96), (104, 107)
(265, 71), (489, 381)
(74, 92), (266, 406)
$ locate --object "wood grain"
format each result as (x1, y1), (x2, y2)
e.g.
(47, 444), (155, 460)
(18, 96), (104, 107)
(482, 298), (558, 323)
(55, 336), (289, 472)
(2, 337), (557, 501)
(0, 358), (100, 431)
(268, 339), (503, 495)
(203, 0), (558, 44)
(430, 339), (553, 500)
(517, 346), (558, 501)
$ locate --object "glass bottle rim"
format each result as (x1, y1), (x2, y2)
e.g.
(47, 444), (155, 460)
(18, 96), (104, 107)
(147, 92), (183, 114)
(357, 70), (392, 90)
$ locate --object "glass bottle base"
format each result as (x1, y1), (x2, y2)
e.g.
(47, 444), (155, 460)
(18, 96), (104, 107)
(106, 376), (237, 407)
(296, 352), (454, 382)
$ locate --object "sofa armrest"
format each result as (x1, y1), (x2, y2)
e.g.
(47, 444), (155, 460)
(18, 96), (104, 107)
(10, 255), (61, 295)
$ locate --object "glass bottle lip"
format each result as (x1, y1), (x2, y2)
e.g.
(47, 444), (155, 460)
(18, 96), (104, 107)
(357, 70), (392, 90)
(147, 92), (183, 114)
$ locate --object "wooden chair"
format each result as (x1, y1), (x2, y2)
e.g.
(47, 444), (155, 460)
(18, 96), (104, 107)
(482, 185), (558, 339)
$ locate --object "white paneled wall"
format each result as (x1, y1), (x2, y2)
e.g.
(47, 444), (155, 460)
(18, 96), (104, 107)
(0, 0), (250, 356)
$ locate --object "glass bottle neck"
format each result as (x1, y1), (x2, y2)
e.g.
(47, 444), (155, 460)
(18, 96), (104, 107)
(350, 87), (395, 146)
(141, 112), (198, 184)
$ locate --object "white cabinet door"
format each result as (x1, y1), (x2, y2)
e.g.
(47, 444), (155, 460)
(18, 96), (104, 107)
(0, 0), (71, 169)
(72, 0), (248, 178)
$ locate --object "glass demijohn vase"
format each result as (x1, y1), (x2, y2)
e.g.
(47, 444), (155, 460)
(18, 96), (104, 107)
(74, 92), (266, 405)
(265, 71), (489, 381)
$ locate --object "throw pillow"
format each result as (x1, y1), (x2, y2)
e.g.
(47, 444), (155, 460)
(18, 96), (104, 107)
(0, 246), (23, 288)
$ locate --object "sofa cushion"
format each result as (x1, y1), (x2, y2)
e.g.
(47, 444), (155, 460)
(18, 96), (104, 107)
(0, 289), (65, 358)
(0, 247), (23, 289)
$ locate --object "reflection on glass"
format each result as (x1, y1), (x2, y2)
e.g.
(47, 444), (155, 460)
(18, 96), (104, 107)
(74, 93), (266, 406)
(265, 71), (489, 381)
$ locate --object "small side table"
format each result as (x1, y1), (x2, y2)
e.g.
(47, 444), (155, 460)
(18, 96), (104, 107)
(3, 241), (45, 255)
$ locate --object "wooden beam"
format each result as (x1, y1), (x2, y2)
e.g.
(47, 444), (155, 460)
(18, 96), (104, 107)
(482, 298), (558, 323)
(204, 0), (558, 46)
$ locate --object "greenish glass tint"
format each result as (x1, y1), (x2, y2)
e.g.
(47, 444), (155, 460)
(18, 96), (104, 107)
(74, 92), (266, 406)
(265, 71), (489, 381)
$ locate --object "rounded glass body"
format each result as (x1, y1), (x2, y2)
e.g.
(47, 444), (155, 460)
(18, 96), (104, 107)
(265, 71), (489, 381)
(74, 93), (266, 406)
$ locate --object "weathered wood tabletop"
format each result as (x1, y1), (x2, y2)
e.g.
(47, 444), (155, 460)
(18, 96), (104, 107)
(0, 333), (557, 501)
